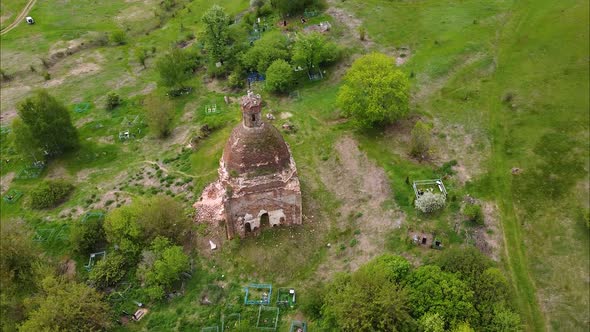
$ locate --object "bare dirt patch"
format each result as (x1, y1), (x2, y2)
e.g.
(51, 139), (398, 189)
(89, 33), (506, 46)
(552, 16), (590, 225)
(473, 202), (503, 261)
(430, 121), (490, 184)
(204, 77), (230, 94)
(326, 4), (373, 49)
(129, 82), (156, 98)
(0, 172), (15, 194)
(316, 136), (404, 280)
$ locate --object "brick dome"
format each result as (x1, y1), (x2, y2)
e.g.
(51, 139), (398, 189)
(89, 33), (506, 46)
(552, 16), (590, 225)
(222, 122), (291, 175)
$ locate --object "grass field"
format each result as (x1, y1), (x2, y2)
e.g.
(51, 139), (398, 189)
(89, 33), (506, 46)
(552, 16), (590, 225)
(1, 0), (588, 330)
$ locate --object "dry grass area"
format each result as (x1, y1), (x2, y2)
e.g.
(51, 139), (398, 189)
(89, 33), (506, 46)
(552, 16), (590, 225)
(316, 136), (404, 279)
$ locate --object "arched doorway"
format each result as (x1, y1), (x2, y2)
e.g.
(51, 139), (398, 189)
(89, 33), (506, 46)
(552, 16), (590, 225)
(260, 213), (269, 228)
(245, 222), (252, 233)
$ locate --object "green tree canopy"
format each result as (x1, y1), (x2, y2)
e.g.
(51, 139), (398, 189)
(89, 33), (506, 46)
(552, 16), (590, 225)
(156, 48), (193, 90)
(18, 276), (111, 331)
(70, 215), (106, 255)
(201, 5), (231, 63)
(265, 59), (294, 93)
(137, 237), (190, 300)
(406, 265), (476, 328)
(88, 253), (127, 289)
(16, 90), (79, 156)
(103, 196), (190, 254)
(337, 53), (409, 128)
(11, 118), (43, 162)
(292, 32), (338, 74)
(435, 247), (493, 286)
(322, 267), (415, 331)
(241, 31), (290, 73)
(357, 254), (412, 283)
(0, 221), (39, 290)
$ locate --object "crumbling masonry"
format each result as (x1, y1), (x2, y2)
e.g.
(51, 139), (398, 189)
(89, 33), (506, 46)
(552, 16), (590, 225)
(194, 92), (302, 239)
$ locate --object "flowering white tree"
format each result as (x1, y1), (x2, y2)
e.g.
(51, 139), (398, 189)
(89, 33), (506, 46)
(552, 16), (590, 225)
(415, 192), (446, 213)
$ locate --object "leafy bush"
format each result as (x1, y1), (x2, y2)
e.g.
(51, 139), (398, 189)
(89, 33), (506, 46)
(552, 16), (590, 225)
(70, 216), (106, 255)
(464, 203), (484, 225)
(415, 192), (446, 213)
(137, 237), (189, 300)
(29, 180), (74, 209)
(105, 92), (121, 110)
(88, 254), (127, 289)
(410, 120), (432, 158)
(110, 30), (127, 45)
(265, 59), (294, 93)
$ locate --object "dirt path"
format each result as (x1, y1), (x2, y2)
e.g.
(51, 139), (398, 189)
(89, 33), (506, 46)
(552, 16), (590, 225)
(316, 136), (404, 279)
(0, 0), (36, 36)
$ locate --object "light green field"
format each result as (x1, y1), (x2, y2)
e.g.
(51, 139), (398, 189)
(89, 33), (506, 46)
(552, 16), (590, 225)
(0, 0), (28, 30)
(0, 0), (588, 331)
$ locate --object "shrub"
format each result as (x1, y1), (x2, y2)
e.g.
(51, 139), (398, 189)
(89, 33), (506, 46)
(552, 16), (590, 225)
(88, 254), (127, 289)
(410, 120), (432, 158)
(70, 216), (106, 254)
(43, 71), (51, 81)
(110, 30), (127, 45)
(105, 92), (121, 110)
(29, 180), (74, 209)
(0, 68), (11, 81)
(464, 204), (484, 225)
(415, 192), (446, 213)
(358, 26), (366, 41)
(265, 59), (294, 93)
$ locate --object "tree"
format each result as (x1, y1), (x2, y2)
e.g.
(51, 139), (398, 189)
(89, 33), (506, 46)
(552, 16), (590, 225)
(418, 313), (445, 332)
(241, 31), (290, 73)
(415, 192), (446, 213)
(29, 180), (74, 209)
(201, 5), (230, 63)
(103, 196), (191, 254)
(435, 247), (493, 285)
(88, 253), (127, 289)
(137, 237), (189, 300)
(156, 48), (193, 91)
(406, 265), (476, 328)
(0, 221), (39, 290)
(144, 94), (175, 138)
(410, 120), (432, 158)
(103, 202), (143, 255)
(322, 269), (415, 331)
(292, 32), (338, 75)
(489, 305), (521, 331)
(16, 90), (79, 156)
(18, 276), (111, 331)
(70, 216), (106, 255)
(0, 221), (42, 331)
(337, 53), (409, 128)
(11, 118), (43, 162)
(357, 254), (411, 283)
(265, 59), (294, 93)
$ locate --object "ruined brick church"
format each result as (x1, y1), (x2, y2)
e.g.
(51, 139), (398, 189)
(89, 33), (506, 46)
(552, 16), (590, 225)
(194, 92), (302, 239)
